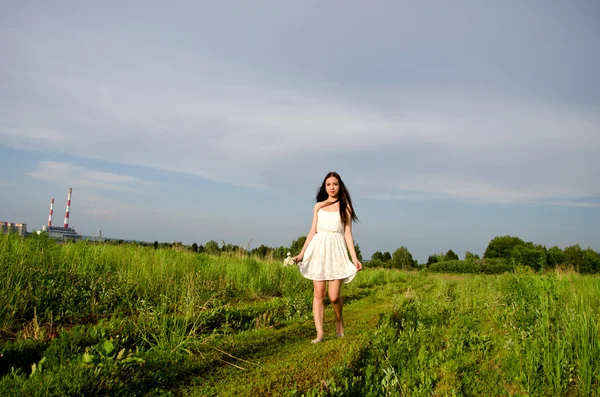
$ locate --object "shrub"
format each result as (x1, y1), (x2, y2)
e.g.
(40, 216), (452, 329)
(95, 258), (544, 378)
(428, 259), (513, 274)
(484, 235), (525, 259)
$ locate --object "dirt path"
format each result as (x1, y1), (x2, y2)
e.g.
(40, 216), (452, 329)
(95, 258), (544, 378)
(183, 287), (395, 396)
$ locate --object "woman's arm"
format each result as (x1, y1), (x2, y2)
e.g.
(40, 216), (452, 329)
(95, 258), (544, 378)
(344, 208), (362, 270)
(293, 203), (321, 262)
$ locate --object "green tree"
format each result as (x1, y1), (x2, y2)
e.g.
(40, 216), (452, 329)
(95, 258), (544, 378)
(511, 244), (547, 271)
(484, 236), (525, 259)
(563, 244), (584, 272)
(426, 255), (439, 266)
(392, 246), (416, 269)
(547, 246), (565, 267)
(272, 246), (289, 259)
(204, 240), (220, 255)
(371, 251), (384, 261)
(252, 244), (269, 258)
(153, 241), (158, 250)
(191, 242), (198, 253)
(581, 248), (600, 274)
(445, 249), (459, 261)
(428, 252), (447, 263)
(291, 236), (307, 254)
(221, 241), (240, 253)
(465, 251), (480, 262)
(353, 242), (363, 262)
(382, 251), (392, 262)
(561, 244), (600, 274)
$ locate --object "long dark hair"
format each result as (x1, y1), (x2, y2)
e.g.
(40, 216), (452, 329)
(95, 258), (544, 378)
(316, 171), (359, 225)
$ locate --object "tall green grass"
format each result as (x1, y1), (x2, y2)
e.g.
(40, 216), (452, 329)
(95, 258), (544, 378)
(328, 272), (600, 396)
(0, 232), (308, 333)
(0, 233), (405, 395)
(2, 233), (598, 396)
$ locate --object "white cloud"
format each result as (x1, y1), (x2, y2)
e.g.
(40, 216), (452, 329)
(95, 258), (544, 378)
(2, 2), (599, 206)
(26, 161), (153, 192)
(6, 75), (600, 204)
(365, 174), (586, 206)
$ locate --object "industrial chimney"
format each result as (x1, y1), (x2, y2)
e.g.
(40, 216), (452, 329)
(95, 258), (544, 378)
(48, 198), (54, 227)
(64, 188), (72, 228)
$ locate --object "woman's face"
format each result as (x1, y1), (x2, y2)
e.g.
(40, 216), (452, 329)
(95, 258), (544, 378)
(326, 176), (340, 199)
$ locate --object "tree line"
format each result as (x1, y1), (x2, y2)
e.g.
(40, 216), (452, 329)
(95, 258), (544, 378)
(82, 235), (365, 263)
(167, 236), (364, 262)
(422, 235), (600, 274)
(31, 231), (599, 274)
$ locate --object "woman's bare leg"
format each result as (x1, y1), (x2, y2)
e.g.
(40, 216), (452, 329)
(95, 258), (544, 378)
(312, 280), (326, 341)
(328, 279), (345, 335)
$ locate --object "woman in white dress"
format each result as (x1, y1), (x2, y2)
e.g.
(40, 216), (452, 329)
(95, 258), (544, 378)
(292, 172), (362, 343)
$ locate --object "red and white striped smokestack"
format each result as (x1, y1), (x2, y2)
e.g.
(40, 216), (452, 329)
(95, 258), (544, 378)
(64, 188), (72, 228)
(48, 198), (54, 227)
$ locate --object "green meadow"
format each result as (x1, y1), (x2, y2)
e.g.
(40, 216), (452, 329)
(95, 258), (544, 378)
(1, 232), (599, 396)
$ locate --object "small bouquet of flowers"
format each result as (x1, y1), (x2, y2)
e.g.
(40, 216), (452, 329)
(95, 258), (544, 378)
(284, 252), (296, 267)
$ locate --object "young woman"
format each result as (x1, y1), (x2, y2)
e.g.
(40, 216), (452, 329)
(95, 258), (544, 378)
(292, 171), (362, 343)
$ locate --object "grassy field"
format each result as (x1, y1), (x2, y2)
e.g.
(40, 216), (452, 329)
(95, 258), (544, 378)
(0, 232), (599, 396)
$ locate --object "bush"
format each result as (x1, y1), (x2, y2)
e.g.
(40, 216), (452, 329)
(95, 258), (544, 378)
(484, 236), (525, 259)
(367, 259), (386, 268)
(511, 244), (547, 271)
(428, 259), (513, 274)
(445, 249), (459, 261)
(391, 247), (417, 269)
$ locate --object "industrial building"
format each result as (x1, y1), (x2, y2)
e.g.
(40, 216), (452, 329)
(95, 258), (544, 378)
(40, 188), (81, 240)
(2, 188), (81, 240)
(0, 222), (27, 237)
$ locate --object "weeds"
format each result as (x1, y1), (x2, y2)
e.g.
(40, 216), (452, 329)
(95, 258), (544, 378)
(1, 233), (598, 396)
(327, 273), (600, 396)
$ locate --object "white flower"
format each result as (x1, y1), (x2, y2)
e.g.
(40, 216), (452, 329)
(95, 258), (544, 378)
(283, 253), (296, 267)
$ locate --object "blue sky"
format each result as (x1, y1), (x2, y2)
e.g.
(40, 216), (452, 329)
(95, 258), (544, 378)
(1, 1), (599, 262)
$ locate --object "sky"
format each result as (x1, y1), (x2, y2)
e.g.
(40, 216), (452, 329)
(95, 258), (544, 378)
(1, 1), (599, 262)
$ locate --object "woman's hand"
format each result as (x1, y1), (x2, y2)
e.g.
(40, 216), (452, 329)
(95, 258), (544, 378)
(353, 258), (363, 271)
(292, 254), (303, 264)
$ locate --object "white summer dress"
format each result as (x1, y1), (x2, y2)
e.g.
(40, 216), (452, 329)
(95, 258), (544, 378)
(298, 208), (358, 283)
